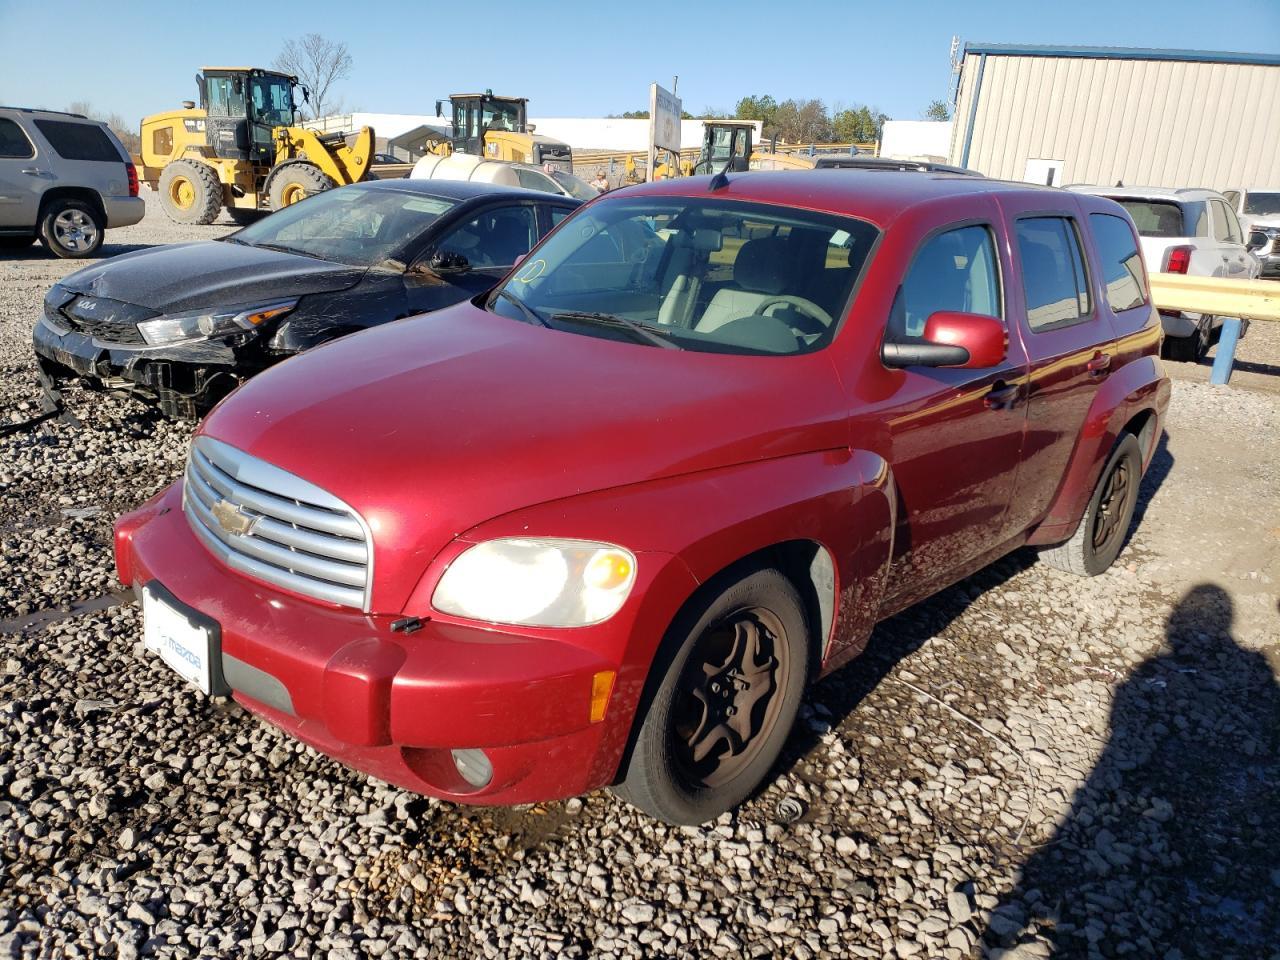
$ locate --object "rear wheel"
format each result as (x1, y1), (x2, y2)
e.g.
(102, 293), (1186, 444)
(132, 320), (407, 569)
(613, 566), (810, 824)
(39, 199), (104, 258)
(159, 160), (223, 225)
(266, 163), (335, 211)
(1040, 432), (1142, 577)
(1163, 317), (1210, 362)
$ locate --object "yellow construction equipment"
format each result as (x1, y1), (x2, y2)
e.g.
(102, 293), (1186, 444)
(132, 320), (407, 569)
(433, 91), (573, 172)
(139, 67), (374, 224)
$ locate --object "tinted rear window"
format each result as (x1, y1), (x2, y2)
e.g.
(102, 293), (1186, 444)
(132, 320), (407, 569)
(0, 118), (35, 159)
(33, 119), (121, 162)
(1113, 199), (1186, 238)
(1089, 213), (1148, 313)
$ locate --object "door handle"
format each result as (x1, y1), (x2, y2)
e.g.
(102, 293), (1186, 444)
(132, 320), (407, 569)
(984, 381), (1019, 409)
(1087, 352), (1111, 377)
(20, 168), (43, 176)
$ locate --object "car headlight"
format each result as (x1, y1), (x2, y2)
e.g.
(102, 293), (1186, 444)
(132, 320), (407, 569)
(431, 538), (637, 627)
(138, 299), (297, 346)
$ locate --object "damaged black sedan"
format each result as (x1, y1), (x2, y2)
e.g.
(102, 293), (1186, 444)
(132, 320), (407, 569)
(33, 179), (580, 418)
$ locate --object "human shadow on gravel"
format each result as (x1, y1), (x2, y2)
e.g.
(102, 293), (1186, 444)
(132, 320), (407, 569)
(981, 584), (1280, 958)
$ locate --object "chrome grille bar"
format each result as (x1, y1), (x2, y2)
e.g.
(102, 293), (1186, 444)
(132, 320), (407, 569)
(182, 435), (373, 610)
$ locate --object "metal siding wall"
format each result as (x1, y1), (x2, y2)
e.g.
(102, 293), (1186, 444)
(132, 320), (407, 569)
(950, 54), (1280, 189)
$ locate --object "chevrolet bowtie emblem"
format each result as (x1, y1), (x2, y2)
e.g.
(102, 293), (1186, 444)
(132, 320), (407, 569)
(211, 498), (255, 536)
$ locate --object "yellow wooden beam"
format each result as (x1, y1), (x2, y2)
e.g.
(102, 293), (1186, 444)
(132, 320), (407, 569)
(1149, 272), (1280, 322)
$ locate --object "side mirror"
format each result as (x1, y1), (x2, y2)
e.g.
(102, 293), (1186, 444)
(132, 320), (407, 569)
(512, 253), (527, 268)
(435, 99), (445, 118)
(1247, 230), (1268, 252)
(882, 311), (1007, 369)
(427, 250), (471, 276)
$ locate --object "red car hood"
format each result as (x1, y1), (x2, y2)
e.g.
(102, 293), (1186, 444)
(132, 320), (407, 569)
(201, 303), (848, 612)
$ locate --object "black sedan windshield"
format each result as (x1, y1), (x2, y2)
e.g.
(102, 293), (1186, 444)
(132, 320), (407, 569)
(232, 186), (457, 267)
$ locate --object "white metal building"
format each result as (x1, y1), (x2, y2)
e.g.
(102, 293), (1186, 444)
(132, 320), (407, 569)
(949, 44), (1280, 191)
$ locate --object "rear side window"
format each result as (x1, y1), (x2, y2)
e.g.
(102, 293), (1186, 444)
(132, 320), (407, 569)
(1089, 214), (1148, 313)
(33, 120), (121, 162)
(889, 225), (1002, 340)
(1114, 199), (1185, 238)
(0, 118), (35, 159)
(1015, 217), (1091, 331)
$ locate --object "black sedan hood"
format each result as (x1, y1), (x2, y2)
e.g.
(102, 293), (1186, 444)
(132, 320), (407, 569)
(59, 240), (367, 313)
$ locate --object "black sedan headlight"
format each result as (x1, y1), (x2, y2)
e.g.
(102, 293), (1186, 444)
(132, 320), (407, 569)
(137, 299), (298, 346)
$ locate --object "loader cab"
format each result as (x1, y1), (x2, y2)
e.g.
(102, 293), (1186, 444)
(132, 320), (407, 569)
(197, 67), (299, 166)
(442, 92), (528, 158)
(693, 121), (755, 175)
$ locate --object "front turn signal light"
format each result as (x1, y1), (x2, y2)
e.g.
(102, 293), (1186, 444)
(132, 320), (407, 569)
(590, 670), (616, 723)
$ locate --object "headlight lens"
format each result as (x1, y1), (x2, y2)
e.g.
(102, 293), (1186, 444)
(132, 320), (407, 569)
(432, 538), (637, 627)
(138, 299), (297, 346)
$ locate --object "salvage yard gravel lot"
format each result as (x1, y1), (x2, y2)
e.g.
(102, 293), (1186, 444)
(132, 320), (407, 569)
(1, 201), (1278, 960)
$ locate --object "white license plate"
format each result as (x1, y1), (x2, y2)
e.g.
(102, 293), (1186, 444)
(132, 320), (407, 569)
(142, 588), (214, 694)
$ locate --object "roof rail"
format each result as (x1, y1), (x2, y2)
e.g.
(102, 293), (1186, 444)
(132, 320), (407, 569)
(0, 106), (90, 119)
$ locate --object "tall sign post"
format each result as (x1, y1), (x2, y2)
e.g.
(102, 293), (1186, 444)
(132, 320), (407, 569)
(648, 82), (682, 181)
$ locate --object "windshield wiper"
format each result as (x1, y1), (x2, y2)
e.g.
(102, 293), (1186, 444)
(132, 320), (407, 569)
(250, 241), (307, 256)
(552, 311), (682, 350)
(496, 289), (551, 327)
(221, 236), (248, 245)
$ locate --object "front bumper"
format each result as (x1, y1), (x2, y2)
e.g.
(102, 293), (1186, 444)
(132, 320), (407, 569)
(34, 314), (252, 418)
(114, 484), (648, 804)
(103, 196), (145, 229)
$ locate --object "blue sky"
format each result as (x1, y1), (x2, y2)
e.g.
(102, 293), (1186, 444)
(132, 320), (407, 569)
(1, 0), (1277, 124)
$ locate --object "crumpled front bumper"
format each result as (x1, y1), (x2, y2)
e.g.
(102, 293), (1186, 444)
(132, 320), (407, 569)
(33, 314), (250, 418)
(113, 484), (652, 804)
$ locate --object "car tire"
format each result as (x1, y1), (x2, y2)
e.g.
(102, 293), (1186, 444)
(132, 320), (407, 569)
(39, 198), (104, 258)
(1040, 432), (1142, 577)
(612, 565), (810, 825)
(1162, 317), (1210, 362)
(0, 235), (36, 250)
(266, 163), (336, 211)
(159, 160), (223, 225)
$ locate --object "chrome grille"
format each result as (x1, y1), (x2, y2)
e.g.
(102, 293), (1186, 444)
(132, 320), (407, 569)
(183, 435), (372, 610)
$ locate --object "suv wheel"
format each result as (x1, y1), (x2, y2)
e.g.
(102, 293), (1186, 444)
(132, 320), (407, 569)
(613, 566), (810, 824)
(39, 199), (104, 258)
(1040, 432), (1142, 576)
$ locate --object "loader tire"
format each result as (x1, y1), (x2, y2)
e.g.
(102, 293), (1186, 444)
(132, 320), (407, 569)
(266, 163), (336, 211)
(158, 160), (223, 225)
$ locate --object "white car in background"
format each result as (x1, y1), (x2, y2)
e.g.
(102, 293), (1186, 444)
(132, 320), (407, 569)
(410, 152), (600, 201)
(1070, 185), (1259, 361)
(1223, 187), (1280, 278)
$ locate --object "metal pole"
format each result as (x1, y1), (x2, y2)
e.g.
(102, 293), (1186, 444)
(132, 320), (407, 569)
(1209, 317), (1243, 385)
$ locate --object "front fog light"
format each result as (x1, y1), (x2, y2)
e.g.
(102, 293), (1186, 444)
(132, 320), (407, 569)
(432, 538), (637, 627)
(451, 748), (493, 788)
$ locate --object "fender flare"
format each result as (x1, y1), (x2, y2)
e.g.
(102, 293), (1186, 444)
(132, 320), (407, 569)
(1029, 355), (1169, 545)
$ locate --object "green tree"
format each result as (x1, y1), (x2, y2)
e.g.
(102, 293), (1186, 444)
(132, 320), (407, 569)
(832, 104), (889, 143)
(923, 99), (952, 121)
(772, 99), (833, 144)
(734, 94), (779, 137)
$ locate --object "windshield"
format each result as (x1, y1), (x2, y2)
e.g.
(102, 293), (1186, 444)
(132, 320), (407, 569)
(232, 186), (457, 267)
(481, 100), (522, 132)
(250, 76), (294, 127)
(1243, 192), (1280, 216)
(550, 170), (600, 201)
(1113, 199), (1188, 238)
(491, 197), (879, 356)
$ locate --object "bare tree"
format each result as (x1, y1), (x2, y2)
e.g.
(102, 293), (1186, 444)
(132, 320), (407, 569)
(274, 34), (353, 120)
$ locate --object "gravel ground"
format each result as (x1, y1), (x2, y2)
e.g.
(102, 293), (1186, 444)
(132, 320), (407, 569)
(1, 203), (1278, 960)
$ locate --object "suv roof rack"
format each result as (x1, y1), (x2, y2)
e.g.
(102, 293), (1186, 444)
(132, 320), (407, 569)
(0, 106), (90, 120)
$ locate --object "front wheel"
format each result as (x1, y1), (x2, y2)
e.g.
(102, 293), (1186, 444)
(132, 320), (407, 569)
(1040, 432), (1142, 576)
(613, 566), (810, 824)
(266, 163), (336, 211)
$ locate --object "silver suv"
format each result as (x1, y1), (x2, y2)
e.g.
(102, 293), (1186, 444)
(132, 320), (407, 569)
(0, 107), (145, 258)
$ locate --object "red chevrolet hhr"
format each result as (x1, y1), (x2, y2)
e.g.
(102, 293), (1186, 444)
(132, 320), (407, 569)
(115, 171), (1170, 824)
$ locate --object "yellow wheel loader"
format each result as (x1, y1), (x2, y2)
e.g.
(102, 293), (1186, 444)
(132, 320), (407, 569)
(432, 92), (573, 173)
(139, 67), (373, 225)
